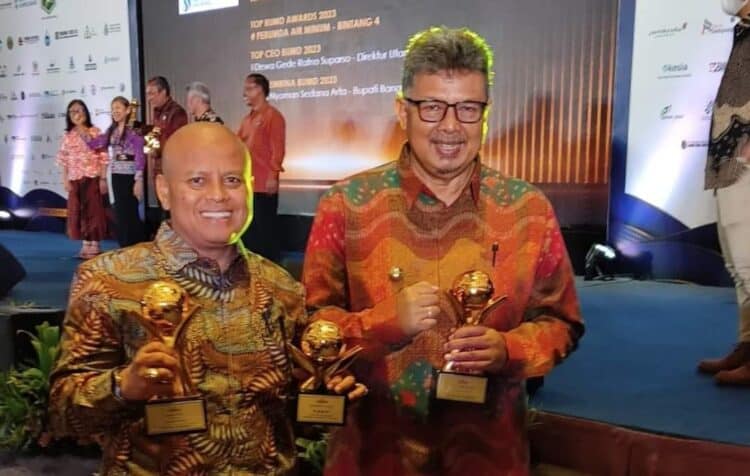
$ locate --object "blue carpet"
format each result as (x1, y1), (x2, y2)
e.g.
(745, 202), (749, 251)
(532, 278), (749, 446)
(1, 231), (747, 446)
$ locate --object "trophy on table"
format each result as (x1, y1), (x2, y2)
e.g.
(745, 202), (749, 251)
(137, 281), (206, 436)
(287, 320), (363, 425)
(434, 270), (506, 404)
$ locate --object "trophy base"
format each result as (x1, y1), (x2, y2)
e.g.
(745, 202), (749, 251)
(144, 396), (207, 436)
(296, 393), (347, 425)
(434, 370), (488, 404)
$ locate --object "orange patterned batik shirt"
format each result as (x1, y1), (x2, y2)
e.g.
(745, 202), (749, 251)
(49, 223), (306, 475)
(303, 144), (584, 476)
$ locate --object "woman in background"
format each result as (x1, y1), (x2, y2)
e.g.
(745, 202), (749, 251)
(56, 99), (108, 259)
(88, 96), (146, 247)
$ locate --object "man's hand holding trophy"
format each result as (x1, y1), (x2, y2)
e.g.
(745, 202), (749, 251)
(436, 270), (507, 404)
(115, 281), (207, 436)
(287, 319), (366, 425)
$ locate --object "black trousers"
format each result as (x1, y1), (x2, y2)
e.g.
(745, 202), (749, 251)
(111, 174), (146, 247)
(241, 192), (280, 263)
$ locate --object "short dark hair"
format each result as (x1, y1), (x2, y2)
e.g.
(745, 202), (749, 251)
(148, 76), (171, 96)
(64, 99), (93, 132)
(402, 26), (493, 97)
(246, 73), (270, 97)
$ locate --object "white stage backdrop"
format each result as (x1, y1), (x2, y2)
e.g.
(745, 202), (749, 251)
(625, 0), (735, 228)
(0, 0), (134, 197)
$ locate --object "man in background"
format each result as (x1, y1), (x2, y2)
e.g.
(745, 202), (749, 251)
(186, 81), (223, 124)
(237, 73), (286, 263)
(144, 76), (188, 234)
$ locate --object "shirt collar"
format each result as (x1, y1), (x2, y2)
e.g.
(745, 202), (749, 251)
(153, 221), (246, 283)
(154, 97), (175, 116)
(397, 142), (481, 209)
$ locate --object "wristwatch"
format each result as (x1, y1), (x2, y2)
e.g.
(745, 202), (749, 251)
(111, 368), (126, 403)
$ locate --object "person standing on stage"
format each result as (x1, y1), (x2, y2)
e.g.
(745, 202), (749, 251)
(303, 26), (584, 475)
(56, 99), (109, 259)
(49, 123), (365, 475)
(237, 73), (286, 263)
(87, 96), (146, 247)
(185, 81), (224, 124)
(144, 76), (188, 234)
(698, 0), (750, 386)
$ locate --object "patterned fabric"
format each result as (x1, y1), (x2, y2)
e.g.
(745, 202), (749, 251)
(196, 109), (224, 125)
(303, 144), (584, 476)
(56, 127), (108, 181)
(66, 176), (108, 241)
(707, 21), (750, 190)
(237, 103), (285, 193)
(49, 222), (307, 475)
(88, 127), (146, 175)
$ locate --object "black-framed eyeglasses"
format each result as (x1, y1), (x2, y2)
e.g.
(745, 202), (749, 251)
(404, 97), (488, 123)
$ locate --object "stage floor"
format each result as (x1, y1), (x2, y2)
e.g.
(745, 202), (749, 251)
(1, 230), (747, 448)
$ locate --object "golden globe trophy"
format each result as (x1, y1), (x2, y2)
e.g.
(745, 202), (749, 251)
(137, 281), (207, 436)
(435, 270), (506, 404)
(287, 320), (362, 425)
(143, 126), (161, 155)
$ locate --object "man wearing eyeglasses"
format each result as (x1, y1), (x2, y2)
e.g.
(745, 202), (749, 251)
(303, 26), (583, 475)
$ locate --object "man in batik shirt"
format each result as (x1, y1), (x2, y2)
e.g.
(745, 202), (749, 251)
(303, 27), (584, 475)
(49, 123), (362, 475)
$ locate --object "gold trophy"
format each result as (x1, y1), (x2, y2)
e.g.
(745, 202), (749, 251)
(143, 126), (161, 155)
(128, 99), (140, 127)
(435, 270), (506, 404)
(287, 320), (363, 425)
(137, 281), (207, 436)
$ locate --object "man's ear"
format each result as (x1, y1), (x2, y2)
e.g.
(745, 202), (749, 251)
(395, 96), (408, 130)
(155, 174), (171, 210)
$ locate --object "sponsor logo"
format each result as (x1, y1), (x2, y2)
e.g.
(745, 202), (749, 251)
(0, 38), (3, 50)
(30, 135), (42, 142)
(19, 34), (39, 45)
(41, 153), (55, 160)
(704, 100), (715, 116)
(41, 112), (55, 119)
(44, 30), (51, 46)
(0, 92), (7, 100)
(658, 63), (691, 79)
(11, 135), (27, 142)
(10, 91), (17, 100)
(6, 36), (13, 50)
(681, 139), (708, 149)
(0, 1), (12, 9)
(68, 56), (75, 71)
(648, 22), (688, 38)
(28, 91), (41, 98)
(83, 25), (97, 39)
(103, 55), (120, 64)
(40, 0), (54, 15)
(0, 65), (6, 78)
(46, 60), (60, 73)
(104, 23), (122, 35)
(20, 90), (25, 100)
(43, 89), (59, 97)
(61, 88), (76, 96)
(13, 64), (23, 76)
(32, 60), (39, 75)
(119, 82), (126, 93)
(54, 29), (78, 40)
(84, 54), (97, 71)
(708, 61), (727, 73)
(702, 19), (734, 35)
(15, 0), (35, 8)
(90, 84), (97, 96)
(94, 108), (109, 116)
